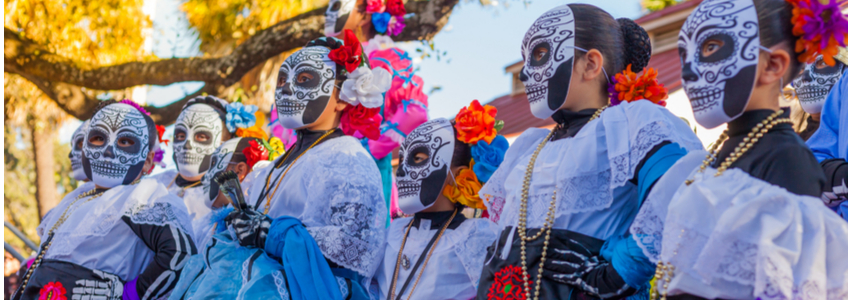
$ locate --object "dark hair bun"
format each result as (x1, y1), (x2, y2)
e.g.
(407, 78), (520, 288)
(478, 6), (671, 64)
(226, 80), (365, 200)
(306, 37), (344, 50)
(617, 18), (651, 73)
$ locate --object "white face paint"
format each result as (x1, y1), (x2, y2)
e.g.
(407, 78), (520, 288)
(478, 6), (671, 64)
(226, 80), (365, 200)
(324, 0), (356, 37)
(82, 104), (150, 188)
(275, 46), (337, 129)
(793, 56), (845, 114)
(173, 104), (224, 179)
(520, 5), (576, 120)
(396, 118), (456, 214)
(201, 138), (242, 206)
(679, 0), (761, 129)
(69, 120), (90, 181)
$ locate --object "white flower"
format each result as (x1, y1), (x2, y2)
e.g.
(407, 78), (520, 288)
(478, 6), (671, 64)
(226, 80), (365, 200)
(363, 35), (395, 55)
(340, 66), (392, 108)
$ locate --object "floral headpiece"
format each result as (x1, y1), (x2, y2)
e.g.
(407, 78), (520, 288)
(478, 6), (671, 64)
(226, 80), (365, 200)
(788, 0), (848, 66)
(233, 110), (286, 162)
(152, 124), (168, 169)
(119, 99), (150, 116)
(225, 101), (260, 133)
(330, 29), (392, 140)
(367, 0), (406, 36)
(444, 100), (509, 210)
(608, 64), (669, 107)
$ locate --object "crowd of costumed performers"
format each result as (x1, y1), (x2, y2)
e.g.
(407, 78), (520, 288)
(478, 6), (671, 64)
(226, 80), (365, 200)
(12, 0), (848, 299)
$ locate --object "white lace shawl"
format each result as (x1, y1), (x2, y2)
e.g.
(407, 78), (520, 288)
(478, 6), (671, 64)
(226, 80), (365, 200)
(35, 179), (192, 278)
(480, 101), (703, 233)
(149, 169), (211, 221)
(246, 136), (387, 280)
(646, 166), (848, 299)
(376, 217), (498, 299)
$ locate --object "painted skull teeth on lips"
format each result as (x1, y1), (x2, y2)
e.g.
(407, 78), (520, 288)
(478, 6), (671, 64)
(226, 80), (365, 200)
(525, 85), (546, 105)
(396, 118), (456, 214)
(275, 99), (308, 116)
(89, 161), (129, 178)
(679, 0), (761, 129)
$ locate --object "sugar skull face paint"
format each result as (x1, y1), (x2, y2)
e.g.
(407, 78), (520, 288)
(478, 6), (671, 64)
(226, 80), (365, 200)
(325, 0), (356, 37)
(173, 104), (224, 179)
(520, 5), (576, 119)
(793, 55), (846, 114)
(82, 103), (150, 188)
(201, 138), (241, 206)
(275, 46), (337, 129)
(69, 120), (90, 181)
(396, 118), (455, 214)
(679, 0), (761, 129)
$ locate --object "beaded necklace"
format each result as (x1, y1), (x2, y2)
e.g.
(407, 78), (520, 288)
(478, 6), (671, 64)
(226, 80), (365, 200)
(653, 110), (791, 300)
(388, 208), (458, 300)
(519, 105), (607, 300)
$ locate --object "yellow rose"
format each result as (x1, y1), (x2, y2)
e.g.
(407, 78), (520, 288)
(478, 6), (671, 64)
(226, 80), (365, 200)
(268, 137), (286, 161)
(442, 167), (486, 209)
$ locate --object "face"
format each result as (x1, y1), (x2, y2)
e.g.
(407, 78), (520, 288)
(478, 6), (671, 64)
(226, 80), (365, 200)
(69, 120), (90, 181)
(201, 138), (241, 207)
(275, 46), (337, 129)
(679, 0), (761, 129)
(520, 5), (576, 119)
(173, 104), (224, 178)
(793, 56), (845, 114)
(325, 0), (356, 37)
(396, 118), (456, 214)
(82, 104), (150, 188)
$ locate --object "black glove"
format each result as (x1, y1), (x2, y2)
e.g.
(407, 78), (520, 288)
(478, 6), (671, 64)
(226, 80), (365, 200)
(543, 248), (635, 299)
(225, 209), (271, 248)
(821, 159), (848, 207)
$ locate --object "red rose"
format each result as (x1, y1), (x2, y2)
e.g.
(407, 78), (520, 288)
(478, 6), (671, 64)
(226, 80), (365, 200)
(386, 0), (406, 17)
(341, 104), (383, 140)
(243, 140), (269, 169)
(328, 29), (363, 73)
(155, 124), (169, 145)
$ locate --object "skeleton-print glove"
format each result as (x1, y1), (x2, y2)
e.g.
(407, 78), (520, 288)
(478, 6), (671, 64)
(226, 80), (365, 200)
(225, 209), (271, 248)
(74, 269), (124, 299)
(822, 179), (848, 207)
(543, 249), (635, 300)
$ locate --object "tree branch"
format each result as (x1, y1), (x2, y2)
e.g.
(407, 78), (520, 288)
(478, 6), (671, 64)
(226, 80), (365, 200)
(5, 0), (459, 91)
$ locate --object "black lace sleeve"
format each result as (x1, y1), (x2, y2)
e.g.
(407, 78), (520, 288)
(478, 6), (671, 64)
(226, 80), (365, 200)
(121, 216), (197, 299)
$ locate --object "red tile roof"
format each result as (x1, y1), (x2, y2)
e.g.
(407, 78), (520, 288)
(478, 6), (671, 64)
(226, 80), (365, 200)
(484, 92), (555, 137)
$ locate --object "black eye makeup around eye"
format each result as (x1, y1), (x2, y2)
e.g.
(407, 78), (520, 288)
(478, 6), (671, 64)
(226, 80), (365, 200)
(529, 42), (552, 67)
(697, 32), (735, 63)
(407, 146), (430, 167)
(193, 130), (215, 145)
(293, 69), (321, 88)
(87, 129), (109, 147)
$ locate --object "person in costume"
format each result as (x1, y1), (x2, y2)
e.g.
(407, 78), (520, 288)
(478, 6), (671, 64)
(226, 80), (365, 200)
(631, 0), (848, 298)
(791, 52), (848, 140)
(374, 106), (503, 300)
(806, 58), (848, 217)
(150, 95), (247, 221)
(170, 31), (390, 300)
(13, 99), (196, 300)
(69, 120), (92, 183)
(477, 4), (703, 300)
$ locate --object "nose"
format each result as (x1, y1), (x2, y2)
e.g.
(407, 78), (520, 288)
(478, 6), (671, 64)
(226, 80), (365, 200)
(104, 146), (115, 159)
(681, 62), (699, 82)
(281, 83), (293, 96)
(801, 70), (812, 82)
(68, 152), (73, 159)
(184, 140), (192, 150)
(519, 66), (529, 82)
(396, 163), (407, 177)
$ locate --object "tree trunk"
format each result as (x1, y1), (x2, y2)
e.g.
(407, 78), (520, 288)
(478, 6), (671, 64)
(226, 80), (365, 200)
(31, 118), (57, 218)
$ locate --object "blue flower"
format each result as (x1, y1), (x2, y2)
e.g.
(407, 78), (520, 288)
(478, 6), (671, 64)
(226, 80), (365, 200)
(225, 102), (258, 132)
(372, 12), (391, 34)
(470, 135), (509, 183)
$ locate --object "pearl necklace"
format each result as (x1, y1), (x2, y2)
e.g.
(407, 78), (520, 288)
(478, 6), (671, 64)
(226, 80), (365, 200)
(519, 105), (607, 300)
(654, 110), (791, 300)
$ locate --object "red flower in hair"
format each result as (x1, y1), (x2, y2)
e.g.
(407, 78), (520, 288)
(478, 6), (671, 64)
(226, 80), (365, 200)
(243, 140), (269, 169)
(341, 104), (383, 140)
(155, 125), (169, 146)
(610, 64), (668, 107)
(386, 0), (406, 17)
(329, 29), (363, 73)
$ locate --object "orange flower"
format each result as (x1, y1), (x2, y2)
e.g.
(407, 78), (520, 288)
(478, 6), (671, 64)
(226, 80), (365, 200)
(236, 126), (268, 140)
(789, 0), (848, 66)
(612, 64), (668, 106)
(454, 100), (498, 144)
(442, 165), (486, 209)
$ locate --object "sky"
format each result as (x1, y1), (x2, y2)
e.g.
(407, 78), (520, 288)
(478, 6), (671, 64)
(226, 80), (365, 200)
(59, 0), (645, 174)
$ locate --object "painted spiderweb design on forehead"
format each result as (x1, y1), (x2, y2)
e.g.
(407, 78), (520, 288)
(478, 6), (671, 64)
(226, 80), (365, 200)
(681, 0), (756, 39)
(91, 105), (149, 135)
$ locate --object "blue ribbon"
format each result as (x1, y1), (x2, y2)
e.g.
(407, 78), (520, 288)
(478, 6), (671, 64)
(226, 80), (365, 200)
(401, 99), (427, 113)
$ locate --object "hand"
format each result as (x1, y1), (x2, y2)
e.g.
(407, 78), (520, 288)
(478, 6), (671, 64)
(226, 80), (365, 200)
(543, 249), (634, 299)
(225, 209), (271, 248)
(822, 179), (848, 207)
(75, 269), (123, 298)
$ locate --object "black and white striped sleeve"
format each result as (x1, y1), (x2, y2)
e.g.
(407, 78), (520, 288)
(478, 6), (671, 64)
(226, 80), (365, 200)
(121, 216), (197, 300)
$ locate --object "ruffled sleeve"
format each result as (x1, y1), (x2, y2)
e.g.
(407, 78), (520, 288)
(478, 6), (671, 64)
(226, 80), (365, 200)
(452, 218), (499, 289)
(298, 138), (388, 279)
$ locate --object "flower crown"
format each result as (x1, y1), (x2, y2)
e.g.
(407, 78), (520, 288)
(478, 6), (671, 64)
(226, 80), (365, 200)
(608, 64), (669, 107)
(231, 109), (286, 164)
(366, 0), (406, 36)
(444, 100), (509, 210)
(329, 29), (393, 140)
(789, 0), (848, 66)
(152, 124), (168, 169)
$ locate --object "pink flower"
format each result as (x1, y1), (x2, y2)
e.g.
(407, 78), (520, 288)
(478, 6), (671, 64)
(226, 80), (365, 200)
(388, 16), (406, 36)
(366, 0), (385, 13)
(119, 99), (150, 115)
